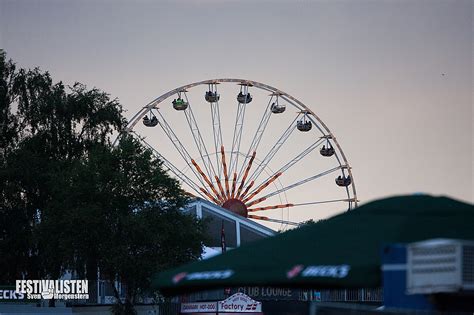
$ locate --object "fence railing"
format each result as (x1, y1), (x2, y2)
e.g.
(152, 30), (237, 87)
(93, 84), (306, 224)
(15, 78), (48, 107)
(315, 288), (383, 302)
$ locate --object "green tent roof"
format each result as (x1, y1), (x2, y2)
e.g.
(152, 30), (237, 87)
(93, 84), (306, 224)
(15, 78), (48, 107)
(153, 195), (474, 295)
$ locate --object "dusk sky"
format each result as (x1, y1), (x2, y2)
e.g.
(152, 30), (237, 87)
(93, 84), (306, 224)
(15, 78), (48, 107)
(1, 0), (472, 225)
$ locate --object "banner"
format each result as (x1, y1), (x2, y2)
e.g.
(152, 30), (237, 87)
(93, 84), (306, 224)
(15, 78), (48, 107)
(218, 293), (262, 313)
(181, 301), (218, 313)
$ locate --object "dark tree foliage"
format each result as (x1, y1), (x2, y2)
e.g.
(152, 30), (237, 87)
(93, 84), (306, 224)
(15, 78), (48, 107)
(1, 49), (125, 281)
(0, 51), (206, 312)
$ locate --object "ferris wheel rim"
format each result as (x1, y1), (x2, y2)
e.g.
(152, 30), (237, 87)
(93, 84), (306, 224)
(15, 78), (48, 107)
(117, 78), (358, 213)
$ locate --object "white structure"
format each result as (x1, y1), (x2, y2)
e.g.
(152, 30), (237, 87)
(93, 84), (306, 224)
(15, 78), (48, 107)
(187, 198), (275, 250)
(407, 238), (474, 294)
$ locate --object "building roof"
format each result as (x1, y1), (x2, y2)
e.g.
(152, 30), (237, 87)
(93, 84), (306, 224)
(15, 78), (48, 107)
(188, 198), (275, 237)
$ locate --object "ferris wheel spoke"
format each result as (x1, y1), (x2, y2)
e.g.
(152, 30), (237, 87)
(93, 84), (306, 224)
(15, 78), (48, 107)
(241, 172), (282, 204)
(239, 180), (255, 200)
(247, 198), (356, 212)
(152, 109), (215, 198)
(191, 159), (224, 203)
(236, 151), (256, 198)
(248, 203), (294, 212)
(247, 215), (299, 226)
(229, 84), (250, 180)
(220, 146), (231, 198)
(245, 114), (300, 185)
(214, 175), (227, 200)
(208, 83), (224, 179)
(199, 188), (220, 204)
(255, 165), (344, 201)
(235, 95), (274, 184)
(182, 91), (218, 183)
(228, 102), (246, 177)
(231, 173), (238, 198)
(248, 138), (325, 197)
(291, 198), (357, 207)
(132, 132), (206, 199)
(245, 196), (267, 208)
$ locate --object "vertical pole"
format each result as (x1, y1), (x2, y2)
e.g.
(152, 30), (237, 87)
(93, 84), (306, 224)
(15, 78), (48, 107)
(197, 203), (202, 218)
(236, 221), (241, 247)
(97, 267), (100, 304)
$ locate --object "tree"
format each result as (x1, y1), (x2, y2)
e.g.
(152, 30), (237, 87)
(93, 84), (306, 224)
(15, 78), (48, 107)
(0, 49), (20, 154)
(0, 51), (206, 313)
(1, 49), (125, 282)
(42, 135), (206, 313)
(0, 49), (39, 281)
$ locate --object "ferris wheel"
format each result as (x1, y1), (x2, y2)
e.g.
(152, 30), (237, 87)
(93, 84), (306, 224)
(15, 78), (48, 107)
(122, 79), (357, 229)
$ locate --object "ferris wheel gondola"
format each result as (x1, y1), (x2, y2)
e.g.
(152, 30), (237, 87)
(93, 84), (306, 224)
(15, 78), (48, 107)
(296, 111), (312, 132)
(237, 92), (252, 104)
(142, 111), (158, 127)
(205, 91), (220, 103)
(172, 90), (189, 110)
(320, 144), (335, 157)
(270, 94), (286, 114)
(336, 175), (352, 187)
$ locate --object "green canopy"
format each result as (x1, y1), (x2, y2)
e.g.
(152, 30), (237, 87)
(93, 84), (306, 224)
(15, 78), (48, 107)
(153, 195), (474, 295)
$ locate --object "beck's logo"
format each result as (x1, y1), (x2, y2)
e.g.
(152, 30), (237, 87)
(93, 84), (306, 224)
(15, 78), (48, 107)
(172, 270), (234, 284)
(286, 265), (304, 279)
(172, 272), (187, 284)
(287, 264), (351, 279)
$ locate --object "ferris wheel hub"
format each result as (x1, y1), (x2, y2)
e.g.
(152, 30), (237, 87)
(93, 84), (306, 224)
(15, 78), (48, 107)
(222, 198), (248, 217)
